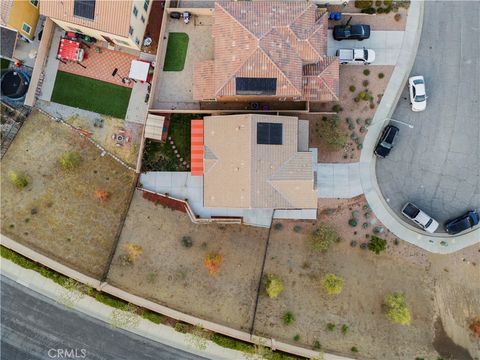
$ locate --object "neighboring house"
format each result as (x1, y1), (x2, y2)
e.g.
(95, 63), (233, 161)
(194, 114), (317, 210)
(0, 0), (40, 42)
(40, 0), (152, 50)
(193, 1), (339, 103)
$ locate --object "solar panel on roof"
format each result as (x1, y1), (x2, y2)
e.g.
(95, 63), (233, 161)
(74, 0), (96, 20)
(236, 77), (277, 96)
(257, 123), (283, 145)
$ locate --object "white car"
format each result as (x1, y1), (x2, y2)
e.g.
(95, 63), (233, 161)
(408, 75), (427, 112)
(336, 48), (376, 65)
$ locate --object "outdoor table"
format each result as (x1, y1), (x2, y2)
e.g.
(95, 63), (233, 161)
(58, 38), (84, 62)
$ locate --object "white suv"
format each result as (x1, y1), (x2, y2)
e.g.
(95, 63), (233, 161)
(408, 75), (427, 112)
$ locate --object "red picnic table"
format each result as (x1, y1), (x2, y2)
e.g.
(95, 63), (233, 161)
(57, 38), (84, 62)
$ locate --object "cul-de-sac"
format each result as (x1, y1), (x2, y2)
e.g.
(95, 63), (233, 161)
(1, 1), (479, 359)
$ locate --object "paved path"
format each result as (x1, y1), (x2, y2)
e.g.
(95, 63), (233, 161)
(327, 30), (404, 65)
(376, 1), (480, 226)
(1, 276), (206, 360)
(316, 163), (363, 198)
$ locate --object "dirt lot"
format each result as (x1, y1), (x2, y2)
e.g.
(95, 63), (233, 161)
(309, 65), (394, 163)
(1, 111), (136, 278)
(253, 197), (480, 360)
(106, 190), (269, 331)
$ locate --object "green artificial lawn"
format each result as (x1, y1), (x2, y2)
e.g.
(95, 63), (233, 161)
(163, 33), (189, 71)
(51, 72), (132, 119)
(1, 58), (11, 70)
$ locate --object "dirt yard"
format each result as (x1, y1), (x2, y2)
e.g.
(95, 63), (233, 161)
(309, 65), (394, 163)
(253, 197), (480, 360)
(1, 111), (136, 279)
(106, 190), (269, 331)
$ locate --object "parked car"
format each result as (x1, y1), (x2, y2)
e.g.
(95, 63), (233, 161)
(374, 125), (399, 158)
(401, 202), (439, 233)
(336, 48), (376, 65)
(408, 75), (427, 111)
(333, 19), (370, 41)
(444, 210), (479, 235)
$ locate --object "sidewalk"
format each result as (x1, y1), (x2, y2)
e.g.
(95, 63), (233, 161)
(358, 1), (480, 253)
(0, 257), (353, 360)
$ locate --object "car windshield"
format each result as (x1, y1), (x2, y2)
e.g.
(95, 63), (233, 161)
(413, 79), (424, 85)
(425, 219), (433, 228)
(415, 94), (426, 102)
(364, 49), (368, 59)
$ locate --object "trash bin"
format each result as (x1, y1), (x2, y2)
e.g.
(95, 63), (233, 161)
(334, 12), (342, 21)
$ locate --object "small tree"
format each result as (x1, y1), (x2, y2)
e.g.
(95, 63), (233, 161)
(384, 292), (411, 325)
(95, 188), (111, 202)
(59, 151), (82, 171)
(310, 224), (340, 252)
(368, 236), (387, 254)
(264, 274), (284, 298)
(318, 115), (347, 151)
(203, 252), (224, 275)
(8, 171), (28, 189)
(469, 318), (480, 337)
(126, 243), (143, 263)
(321, 273), (344, 295)
(283, 311), (295, 325)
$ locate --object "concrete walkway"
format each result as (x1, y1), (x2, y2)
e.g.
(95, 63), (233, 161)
(0, 257), (353, 360)
(327, 30), (404, 65)
(38, 25), (62, 101)
(359, 1), (480, 253)
(316, 163), (363, 199)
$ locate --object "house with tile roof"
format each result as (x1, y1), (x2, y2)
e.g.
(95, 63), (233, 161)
(197, 114), (317, 210)
(40, 0), (152, 50)
(193, 1), (339, 103)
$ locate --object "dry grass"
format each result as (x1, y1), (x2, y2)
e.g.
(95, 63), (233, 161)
(1, 111), (136, 278)
(106, 190), (269, 331)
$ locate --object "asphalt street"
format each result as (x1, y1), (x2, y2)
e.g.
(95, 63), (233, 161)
(376, 1), (480, 228)
(0, 276), (206, 360)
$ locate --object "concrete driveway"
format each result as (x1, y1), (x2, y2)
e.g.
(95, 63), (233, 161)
(327, 30), (403, 65)
(376, 1), (480, 229)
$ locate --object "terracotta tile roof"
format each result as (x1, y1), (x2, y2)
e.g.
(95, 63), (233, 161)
(193, 60), (215, 100)
(194, 1), (338, 101)
(0, 0), (12, 26)
(303, 57), (340, 102)
(203, 114), (317, 209)
(40, 0), (132, 37)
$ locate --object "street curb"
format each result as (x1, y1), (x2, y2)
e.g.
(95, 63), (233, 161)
(359, 1), (479, 253)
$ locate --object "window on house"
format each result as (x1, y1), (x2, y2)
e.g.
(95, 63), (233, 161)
(30, 0), (39, 7)
(133, 5), (138, 17)
(257, 123), (283, 145)
(22, 23), (32, 35)
(236, 77), (277, 96)
(73, 0), (96, 20)
(144, 0), (150, 11)
(129, 26), (134, 35)
(135, 37), (140, 45)
(115, 38), (130, 46)
(141, 15), (145, 23)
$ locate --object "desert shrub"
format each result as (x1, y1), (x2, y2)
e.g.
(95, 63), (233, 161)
(359, 126), (367, 133)
(95, 189), (111, 202)
(368, 236), (387, 254)
(314, 340), (322, 349)
(204, 253), (224, 275)
(273, 222), (284, 231)
(354, 96), (360, 103)
(181, 236), (193, 248)
(318, 115), (347, 151)
(362, 222), (369, 229)
(362, 80), (369, 87)
(349, 85), (356, 92)
(357, 144), (363, 150)
(469, 319), (480, 337)
(341, 324), (349, 335)
(351, 346), (359, 353)
(348, 123), (355, 130)
(175, 322), (190, 333)
(360, 242), (368, 250)
(310, 224), (340, 252)
(348, 218), (358, 227)
(365, 118), (372, 125)
(355, 0), (373, 8)
(352, 210), (360, 218)
(356, 118), (362, 125)
(384, 6), (392, 13)
(210, 334), (255, 353)
(326, 323), (336, 331)
(264, 274), (284, 298)
(8, 171), (28, 189)
(394, 13), (402, 21)
(370, 103), (375, 109)
(126, 243), (143, 262)
(378, 73), (385, 79)
(375, 0), (382, 5)
(293, 334), (300, 342)
(394, 238), (400, 246)
(350, 240), (357, 247)
(293, 225), (302, 233)
(321, 273), (344, 295)
(373, 226), (385, 234)
(283, 311), (295, 325)
(377, 7), (384, 13)
(384, 292), (411, 325)
(363, 69), (370, 76)
(58, 151), (82, 171)
(142, 310), (163, 324)
(361, 7), (377, 14)
(332, 104), (343, 113)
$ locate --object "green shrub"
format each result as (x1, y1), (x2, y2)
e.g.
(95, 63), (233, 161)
(283, 311), (295, 325)
(274, 222), (284, 231)
(365, 118), (372, 125)
(293, 334), (300, 342)
(363, 69), (370, 76)
(321, 273), (344, 295)
(351, 346), (359, 353)
(348, 218), (358, 227)
(210, 334), (255, 354)
(368, 236), (387, 254)
(354, 97), (360, 103)
(318, 115), (347, 151)
(352, 210), (360, 218)
(356, 118), (362, 125)
(350, 240), (357, 247)
(359, 126), (367, 133)
(362, 80), (369, 87)
(327, 323), (336, 331)
(357, 144), (363, 150)
(332, 104), (343, 113)
(8, 171), (28, 189)
(341, 324), (349, 335)
(355, 0), (373, 8)
(385, 292), (411, 325)
(377, 7), (384, 13)
(58, 151), (82, 171)
(362, 222), (369, 229)
(175, 322), (190, 333)
(348, 123), (355, 130)
(265, 274), (284, 298)
(181, 236), (193, 248)
(314, 340), (322, 349)
(293, 225), (302, 233)
(95, 293), (129, 310)
(142, 310), (164, 324)
(361, 7), (377, 14)
(349, 85), (356, 92)
(310, 224), (340, 252)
